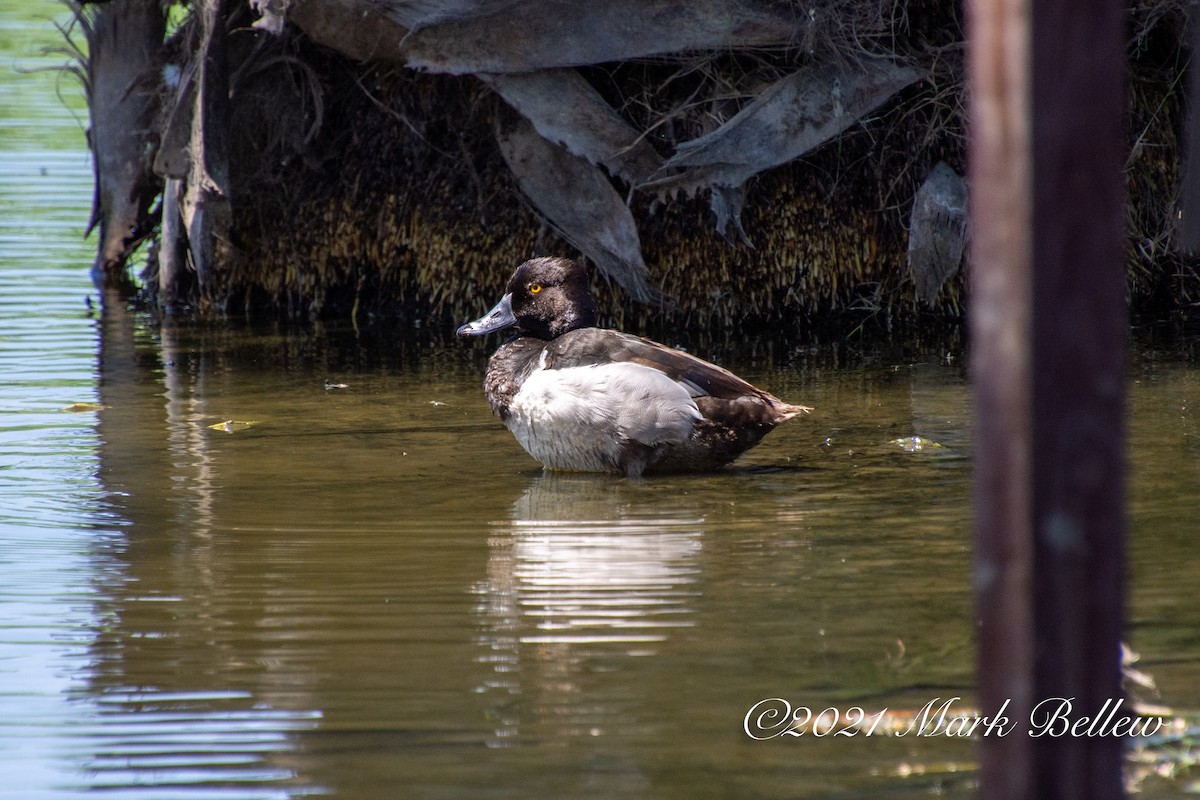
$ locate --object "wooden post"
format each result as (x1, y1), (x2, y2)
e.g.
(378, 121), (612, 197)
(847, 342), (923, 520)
(967, 0), (1034, 794)
(968, 0), (1127, 797)
(1029, 0), (1127, 794)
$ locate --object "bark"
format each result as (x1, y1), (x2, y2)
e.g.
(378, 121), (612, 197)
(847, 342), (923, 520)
(80, 0), (165, 288)
(180, 0), (233, 291)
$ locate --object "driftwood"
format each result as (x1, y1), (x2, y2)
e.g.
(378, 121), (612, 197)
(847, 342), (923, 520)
(496, 115), (657, 303)
(641, 57), (925, 241)
(271, 1), (920, 299)
(481, 70), (663, 185)
(79, 0), (932, 309)
(69, 0), (1191, 321)
(279, 0), (801, 71)
(377, 0), (806, 74)
(76, 0), (164, 287)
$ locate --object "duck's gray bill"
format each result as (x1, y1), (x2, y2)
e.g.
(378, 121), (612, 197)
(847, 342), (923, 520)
(456, 293), (516, 336)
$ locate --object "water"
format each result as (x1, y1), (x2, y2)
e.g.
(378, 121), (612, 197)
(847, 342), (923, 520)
(2, 3), (1199, 797)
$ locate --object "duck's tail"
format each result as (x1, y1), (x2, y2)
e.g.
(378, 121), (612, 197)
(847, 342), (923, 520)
(772, 401), (813, 422)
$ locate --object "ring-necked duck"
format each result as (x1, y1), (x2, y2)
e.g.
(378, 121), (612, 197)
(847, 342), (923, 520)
(457, 257), (809, 477)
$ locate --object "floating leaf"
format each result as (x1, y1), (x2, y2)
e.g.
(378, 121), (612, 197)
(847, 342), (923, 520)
(893, 436), (942, 452)
(61, 402), (105, 413)
(208, 420), (259, 433)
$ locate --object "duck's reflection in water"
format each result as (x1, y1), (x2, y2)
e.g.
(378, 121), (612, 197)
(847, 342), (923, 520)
(474, 473), (704, 744)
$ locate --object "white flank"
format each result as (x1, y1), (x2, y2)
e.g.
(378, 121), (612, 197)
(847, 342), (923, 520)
(506, 362), (702, 471)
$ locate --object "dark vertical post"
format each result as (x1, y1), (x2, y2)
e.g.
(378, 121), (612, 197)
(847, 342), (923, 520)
(968, 0), (1127, 798)
(1030, 0), (1127, 796)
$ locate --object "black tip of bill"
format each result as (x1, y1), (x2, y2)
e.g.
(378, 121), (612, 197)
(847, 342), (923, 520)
(457, 293), (516, 337)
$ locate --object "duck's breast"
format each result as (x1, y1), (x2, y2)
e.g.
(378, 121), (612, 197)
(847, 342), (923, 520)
(506, 355), (701, 471)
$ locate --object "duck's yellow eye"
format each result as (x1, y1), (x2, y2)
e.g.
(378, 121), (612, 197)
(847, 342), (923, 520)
(529, 283), (542, 294)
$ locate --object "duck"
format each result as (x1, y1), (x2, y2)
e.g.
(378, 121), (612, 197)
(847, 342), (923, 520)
(456, 257), (810, 477)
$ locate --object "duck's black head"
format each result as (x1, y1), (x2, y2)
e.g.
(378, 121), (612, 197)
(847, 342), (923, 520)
(456, 257), (597, 340)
